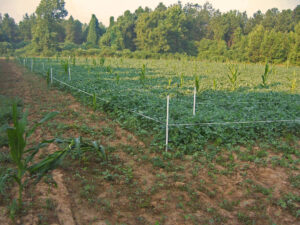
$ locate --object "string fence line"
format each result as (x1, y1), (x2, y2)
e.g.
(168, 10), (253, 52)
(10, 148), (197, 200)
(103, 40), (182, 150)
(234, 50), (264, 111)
(52, 77), (164, 124)
(168, 119), (300, 127)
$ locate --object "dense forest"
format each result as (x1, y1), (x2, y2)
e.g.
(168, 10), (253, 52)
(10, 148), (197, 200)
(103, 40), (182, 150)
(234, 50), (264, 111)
(0, 0), (299, 64)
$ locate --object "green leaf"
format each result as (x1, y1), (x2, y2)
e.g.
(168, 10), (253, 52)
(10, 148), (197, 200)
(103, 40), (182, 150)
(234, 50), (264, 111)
(26, 111), (59, 138)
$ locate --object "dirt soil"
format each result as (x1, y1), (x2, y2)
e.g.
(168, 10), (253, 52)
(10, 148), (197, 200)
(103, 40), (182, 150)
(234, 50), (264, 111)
(0, 59), (299, 225)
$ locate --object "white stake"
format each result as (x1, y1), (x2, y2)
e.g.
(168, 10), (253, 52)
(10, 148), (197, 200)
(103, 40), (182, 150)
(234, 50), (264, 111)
(68, 67), (71, 81)
(31, 59), (33, 71)
(23, 59), (25, 66)
(166, 95), (170, 152)
(193, 86), (196, 116)
(50, 67), (53, 84)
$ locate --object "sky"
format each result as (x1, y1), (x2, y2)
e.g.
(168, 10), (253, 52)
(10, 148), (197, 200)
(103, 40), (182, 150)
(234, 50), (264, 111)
(0, 0), (299, 26)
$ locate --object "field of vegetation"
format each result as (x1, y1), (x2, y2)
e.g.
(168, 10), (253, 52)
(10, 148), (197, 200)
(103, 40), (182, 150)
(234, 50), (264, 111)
(0, 0), (299, 223)
(21, 57), (300, 152)
(0, 57), (299, 224)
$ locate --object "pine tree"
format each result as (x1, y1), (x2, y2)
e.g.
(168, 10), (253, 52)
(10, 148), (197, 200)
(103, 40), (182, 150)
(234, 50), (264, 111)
(87, 14), (100, 46)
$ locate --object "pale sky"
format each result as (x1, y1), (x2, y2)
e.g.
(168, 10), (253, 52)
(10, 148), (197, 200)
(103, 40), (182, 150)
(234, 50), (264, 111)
(0, 0), (299, 26)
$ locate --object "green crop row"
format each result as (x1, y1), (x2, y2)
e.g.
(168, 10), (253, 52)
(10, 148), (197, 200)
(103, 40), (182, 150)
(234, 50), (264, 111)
(19, 57), (300, 152)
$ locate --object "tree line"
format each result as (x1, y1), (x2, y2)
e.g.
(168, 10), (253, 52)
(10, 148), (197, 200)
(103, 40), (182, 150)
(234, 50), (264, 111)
(0, 0), (299, 65)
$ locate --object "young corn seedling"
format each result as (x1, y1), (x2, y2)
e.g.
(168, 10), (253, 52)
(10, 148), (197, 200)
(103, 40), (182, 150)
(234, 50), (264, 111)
(115, 73), (120, 84)
(92, 93), (97, 111)
(6, 103), (107, 213)
(180, 74), (184, 88)
(168, 78), (172, 88)
(61, 60), (69, 75)
(287, 70), (297, 93)
(99, 57), (105, 67)
(106, 65), (112, 74)
(227, 64), (240, 91)
(195, 75), (200, 92)
(140, 64), (146, 85)
(93, 58), (97, 67)
(6, 103), (59, 209)
(261, 62), (272, 87)
(213, 79), (217, 90)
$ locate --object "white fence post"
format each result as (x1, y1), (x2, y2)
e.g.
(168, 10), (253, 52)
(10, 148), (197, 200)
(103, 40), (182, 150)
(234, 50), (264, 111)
(193, 86), (196, 116)
(166, 95), (170, 152)
(50, 67), (53, 84)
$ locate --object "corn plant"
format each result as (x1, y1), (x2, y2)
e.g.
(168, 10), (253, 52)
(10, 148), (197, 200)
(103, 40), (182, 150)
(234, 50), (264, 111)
(6, 103), (59, 209)
(92, 58), (97, 67)
(6, 103), (107, 211)
(195, 75), (200, 92)
(213, 79), (217, 90)
(99, 57), (105, 67)
(227, 64), (240, 90)
(180, 74), (184, 87)
(61, 60), (69, 75)
(261, 62), (272, 87)
(106, 65), (112, 74)
(140, 64), (146, 85)
(288, 71), (297, 93)
(168, 78), (172, 88)
(92, 93), (97, 111)
(115, 73), (120, 84)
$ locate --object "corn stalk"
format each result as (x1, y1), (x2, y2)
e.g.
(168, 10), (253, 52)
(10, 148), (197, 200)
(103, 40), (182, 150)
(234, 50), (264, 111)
(261, 62), (272, 87)
(227, 64), (240, 91)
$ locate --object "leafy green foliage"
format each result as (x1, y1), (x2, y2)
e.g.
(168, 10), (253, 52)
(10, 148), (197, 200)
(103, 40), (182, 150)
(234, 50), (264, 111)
(23, 57), (300, 152)
(261, 62), (272, 87)
(92, 93), (96, 111)
(227, 64), (240, 90)
(287, 71), (297, 93)
(195, 76), (200, 92)
(6, 103), (59, 208)
(5, 102), (107, 212)
(139, 64), (146, 85)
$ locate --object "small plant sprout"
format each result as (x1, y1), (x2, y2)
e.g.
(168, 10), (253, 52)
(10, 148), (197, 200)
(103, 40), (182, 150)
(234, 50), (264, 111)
(115, 73), (120, 84)
(261, 62), (272, 87)
(61, 60), (69, 75)
(168, 78), (172, 88)
(140, 64), (146, 85)
(195, 75), (200, 92)
(180, 74), (184, 87)
(227, 64), (240, 90)
(106, 65), (112, 74)
(92, 93), (97, 111)
(287, 70), (297, 93)
(100, 57), (105, 67)
(213, 79), (217, 90)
